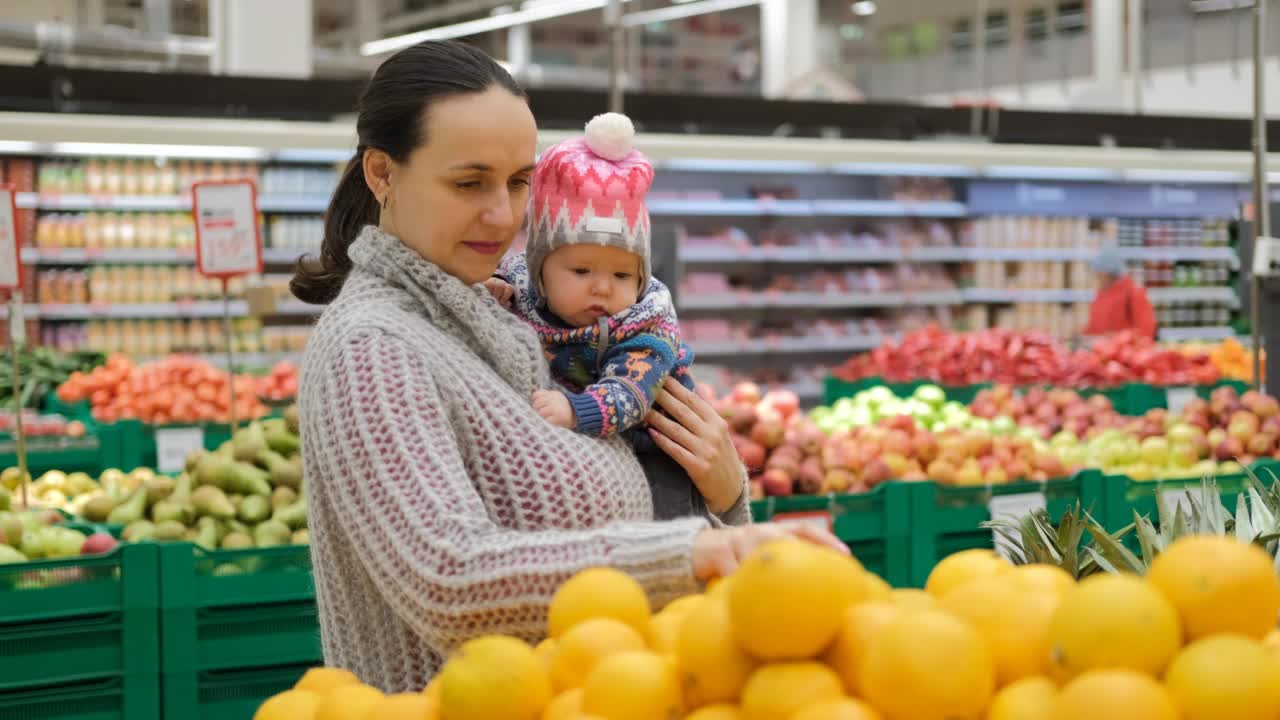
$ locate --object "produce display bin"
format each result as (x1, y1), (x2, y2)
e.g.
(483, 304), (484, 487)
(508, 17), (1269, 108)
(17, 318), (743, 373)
(905, 470), (1107, 588)
(1100, 459), (1280, 538)
(162, 663), (314, 720)
(106, 419), (234, 472)
(0, 542), (160, 720)
(158, 543), (320, 720)
(822, 376), (990, 407)
(0, 674), (155, 720)
(751, 482), (913, 587)
(1195, 379), (1251, 400)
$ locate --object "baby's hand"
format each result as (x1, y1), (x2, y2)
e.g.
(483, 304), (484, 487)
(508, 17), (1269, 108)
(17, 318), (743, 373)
(483, 277), (515, 308)
(532, 390), (575, 428)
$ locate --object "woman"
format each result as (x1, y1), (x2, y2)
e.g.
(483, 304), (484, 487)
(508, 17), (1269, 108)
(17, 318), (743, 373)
(1083, 245), (1157, 339)
(292, 40), (847, 693)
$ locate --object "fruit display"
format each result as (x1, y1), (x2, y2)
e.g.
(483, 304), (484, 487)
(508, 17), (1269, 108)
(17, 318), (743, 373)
(834, 327), (1220, 388)
(253, 535), (1280, 720)
(0, 410), (87, 438)
(1, 465), (140, 517)
(252, 361), (300, 403)
(0, 347), (104, 410)
(1197, 337), (1265, 383)
(0, 508), (118, 564)
(55, 354), (271, 424)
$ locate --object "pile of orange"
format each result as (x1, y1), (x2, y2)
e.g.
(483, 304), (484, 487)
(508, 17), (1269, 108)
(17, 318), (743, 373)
(255, 536), (1280, 720)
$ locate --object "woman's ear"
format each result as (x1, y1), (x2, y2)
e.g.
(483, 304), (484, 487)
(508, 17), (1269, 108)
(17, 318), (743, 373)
(362, 148), (394, 200)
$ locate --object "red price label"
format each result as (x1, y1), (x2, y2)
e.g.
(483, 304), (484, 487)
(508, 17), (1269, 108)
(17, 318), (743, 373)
(192, 179), (262, 279)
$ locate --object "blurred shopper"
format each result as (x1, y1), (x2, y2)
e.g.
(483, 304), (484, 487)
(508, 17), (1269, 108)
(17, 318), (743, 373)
(1083, 245), (1157, 339)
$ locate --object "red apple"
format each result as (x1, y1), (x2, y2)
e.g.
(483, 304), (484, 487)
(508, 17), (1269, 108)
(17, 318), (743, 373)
(1215, 437), (1245, 461)
(734, 438), (767, 470)
(927, 459), (957, 485)
(761, 468), (793, 496)
(1248, 433), (1277, 457)
(797, 457), (824, 495)
(750, 419), (786, 450)
(822, 468), (855, 493)
(864, 458), (893, 487)
(762, 389), (800, 419)
(911, 433), (940, 465)
(883, 429), (912, 457)
(730, 382), (762, 405)
(80, 532), (118, 556)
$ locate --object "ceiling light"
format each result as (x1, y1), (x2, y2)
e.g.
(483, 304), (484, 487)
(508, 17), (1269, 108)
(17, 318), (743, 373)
(363, 0), (617, 55)
(851, 1), (877, 16)
(620, 0), (762, 27)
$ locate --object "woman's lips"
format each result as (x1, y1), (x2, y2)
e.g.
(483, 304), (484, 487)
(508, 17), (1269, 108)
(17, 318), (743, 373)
(463, 242), (503, 255)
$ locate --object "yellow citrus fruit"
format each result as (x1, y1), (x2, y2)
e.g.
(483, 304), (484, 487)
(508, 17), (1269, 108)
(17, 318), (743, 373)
(683, 705), (743, 720)
(315, 684), (384, 720)
(987, 676), (1056, 720)
(675, 595), (758, 708)
(294, 667), (361, 695)
(1264, 629), (1280, 660)
(648, 612), (683, 655)
(739, 662), (845, 720)
(549, 568), (651, 639)
(940, 572), (1061, 684)
(862, 573), (892, 601)
(728, 540), (868, 660)
(1146, 535), (1280, 641)
(1047, 573), (1181, 680)
(924, 549), (1011, 598)
(542, 689), (584, 720)
(581, 651), (682, 720)
(859, 609), (995, 720)
(422, 676), (441, 701)
(439, 635), (552, 720)
(822, 601), (902, 696)
(886, 588), (936, 611)
(1165, 634), (1280, 720)
(254, 689), (321, 720)
(706, 577), (732, 597)
(1050, 670), (1178, 720)
(661, 595), (703, 619)
(1011, 564), (1075, 597)
(789, 698), (883, 720)
(536, 639), (558, 672)
(551, 618), (647, 692)
(360, 693), (434, 720)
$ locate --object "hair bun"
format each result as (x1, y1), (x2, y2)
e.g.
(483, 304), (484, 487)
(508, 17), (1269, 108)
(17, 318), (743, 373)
(583, 112), (636, 161)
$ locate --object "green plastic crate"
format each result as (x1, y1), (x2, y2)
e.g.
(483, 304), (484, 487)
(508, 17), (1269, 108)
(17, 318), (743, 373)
(1195, 379), (1252, 400)
(751, 483), (913, 587)
(158, 542), (320, 719)
(105, 419), (234, 472)
(905, 470), (1106, 588)
(0, 674), (157, 720)
(163, 663), (314, 720)
(1101, 459), (1280, 538)
(0, 543), (159, 719)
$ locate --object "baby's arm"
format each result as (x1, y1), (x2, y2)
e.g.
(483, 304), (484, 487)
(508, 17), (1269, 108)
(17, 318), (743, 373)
(560, 335), (679, 437)
(483, 277), (514, 308)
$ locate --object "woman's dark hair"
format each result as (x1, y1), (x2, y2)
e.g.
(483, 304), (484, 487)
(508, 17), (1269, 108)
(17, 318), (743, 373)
(290, 40), (526, 304)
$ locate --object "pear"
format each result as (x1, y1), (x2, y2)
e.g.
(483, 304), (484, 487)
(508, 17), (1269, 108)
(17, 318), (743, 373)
(290, 529), (309, 545)
(0, 487), (8, 513)
(193, 516), (221, 550)
(151, 499), (193, 526)
(184, 448), (205, 473)
(81, 495), (117, 523)
(67, 472), (99, 496)
(170, 473), (192, 505)
(152, 520), (188, 542)
(1, 467), (29, 491)
(255, 449), (302, 490)
(271, 498), (307, 531)
(237, 495), (271, 524)
(194, 453), (231, 489)
(265, 425), (301, 456)
(215, 462), (272, 497)
(121, 520), (155, 543)
(225, 519), (252, 537)
(220, 532), (254, 550)
(144, 475), (176, 506)
(252, 520), (291, 548)
(232, 423), (268, 463)
(271, 486), (298, 510)
(283, 405), (300, 435)
(0, 545), (27, 563)
(106, 486), (147, 525)
(191, 485), (235, 521)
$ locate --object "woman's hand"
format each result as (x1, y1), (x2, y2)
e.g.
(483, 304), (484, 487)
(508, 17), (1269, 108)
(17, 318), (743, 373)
(645, 377), (745, 514)
(693, 523), (850, 581)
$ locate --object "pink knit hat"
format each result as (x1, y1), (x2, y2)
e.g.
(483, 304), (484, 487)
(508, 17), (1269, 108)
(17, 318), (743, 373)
(525, 112), (655, 297)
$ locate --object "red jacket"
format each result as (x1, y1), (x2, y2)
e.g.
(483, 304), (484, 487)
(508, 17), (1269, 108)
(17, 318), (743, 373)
(1084, 276), (1157, 339)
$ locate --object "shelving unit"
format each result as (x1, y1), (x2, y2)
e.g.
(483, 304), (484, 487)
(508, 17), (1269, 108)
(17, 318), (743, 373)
(0, 111), (1259, 397)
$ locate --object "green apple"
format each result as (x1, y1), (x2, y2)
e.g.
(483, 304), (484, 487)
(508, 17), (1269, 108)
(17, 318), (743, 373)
(991, 416), (1017, 436)
(1139, 437), (1170, 468)
(912, 384), (947, 410)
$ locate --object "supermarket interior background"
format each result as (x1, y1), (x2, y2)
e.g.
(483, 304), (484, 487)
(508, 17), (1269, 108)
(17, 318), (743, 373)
(6, 1), (1280, 719)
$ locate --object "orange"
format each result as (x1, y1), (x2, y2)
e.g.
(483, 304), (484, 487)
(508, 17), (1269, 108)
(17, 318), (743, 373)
(580, 651), (682, 720)
(789, 698), (882, 720)
(294, 667), (361, 695)
(1051, 670), (1177, 720)
(254, 690), (321, 720)
(683, 705), (743, 720)
(438, 636), (552, 720)
(315, 684), (383, 720)
(739, 662), (844, 720)
(1010, 564), (1075, 597)
(940, 572), (1061, 684)
(542, 689), (584, 720)
(675, 595), (758, 708)
(550, 618), (647, 691)
(360, 693), (434, 720)
(1046, 573), (1181, 680)
(924, 549), (1010, 598)
(548, 568), (651, 639)
(859, 609), (995, 720)
(728, 540), (868, 660)
(886, 588), (936, 611)
(1146, 535), (1280, 641)
(822, 601), (902, 696)
(987, 677), (1056, 720)
(1164, 634), (1280, 720)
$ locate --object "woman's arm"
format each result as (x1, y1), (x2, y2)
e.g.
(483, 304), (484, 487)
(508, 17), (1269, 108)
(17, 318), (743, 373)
(645, 378), (750, 520)
(302, 329), (708, 650)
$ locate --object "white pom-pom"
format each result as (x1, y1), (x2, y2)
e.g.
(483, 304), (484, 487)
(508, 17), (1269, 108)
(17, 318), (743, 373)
(583, 113), (635, 161)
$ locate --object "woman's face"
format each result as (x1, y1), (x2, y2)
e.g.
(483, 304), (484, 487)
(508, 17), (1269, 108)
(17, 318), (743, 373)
(372, 86), (538, 285)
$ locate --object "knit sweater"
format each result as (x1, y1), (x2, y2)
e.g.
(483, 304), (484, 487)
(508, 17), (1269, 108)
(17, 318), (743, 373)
(496, 252), (696, 437)
(299, 226), (750, 692)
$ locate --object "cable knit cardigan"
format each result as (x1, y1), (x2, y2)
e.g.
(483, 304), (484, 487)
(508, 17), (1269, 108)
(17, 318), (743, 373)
(299, 226), (750, 692)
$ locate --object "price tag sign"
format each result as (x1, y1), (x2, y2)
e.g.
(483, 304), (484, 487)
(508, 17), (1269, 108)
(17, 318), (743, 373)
(1166, 387), (1197, 416)
(988, 491), (1047, 560)
(0, 186), (22, 289)
(192, 179), (262, 278)
(155, 427), (205, 473)
(772, 510), (834, 533)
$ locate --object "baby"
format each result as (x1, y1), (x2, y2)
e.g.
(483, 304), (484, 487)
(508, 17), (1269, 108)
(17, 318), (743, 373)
(485, 112), (706, 520)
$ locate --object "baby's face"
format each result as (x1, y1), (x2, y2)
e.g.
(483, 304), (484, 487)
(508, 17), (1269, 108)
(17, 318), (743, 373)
(541, 243), (642, 327)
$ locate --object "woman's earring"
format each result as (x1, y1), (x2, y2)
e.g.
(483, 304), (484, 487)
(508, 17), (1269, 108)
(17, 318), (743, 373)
(380, 194), (389, 212)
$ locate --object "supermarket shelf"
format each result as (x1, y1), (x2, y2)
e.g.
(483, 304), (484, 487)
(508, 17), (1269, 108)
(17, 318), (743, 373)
(679, 245), (1240, 266)
(649, 198), (968, 218)
(15, 192), (329, 213)
(0, 299), (321, 319)
(679, 290), (968, 311)
(1158, 326), (1238, 342)
(1113, 246), (1239, 266)
(693, 335), (885, 357)
(679, 246), (907, 264)
(1147, 286), (1239, 305)
(963, 289), (1095, 304)
(19, 247), (310, 265)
